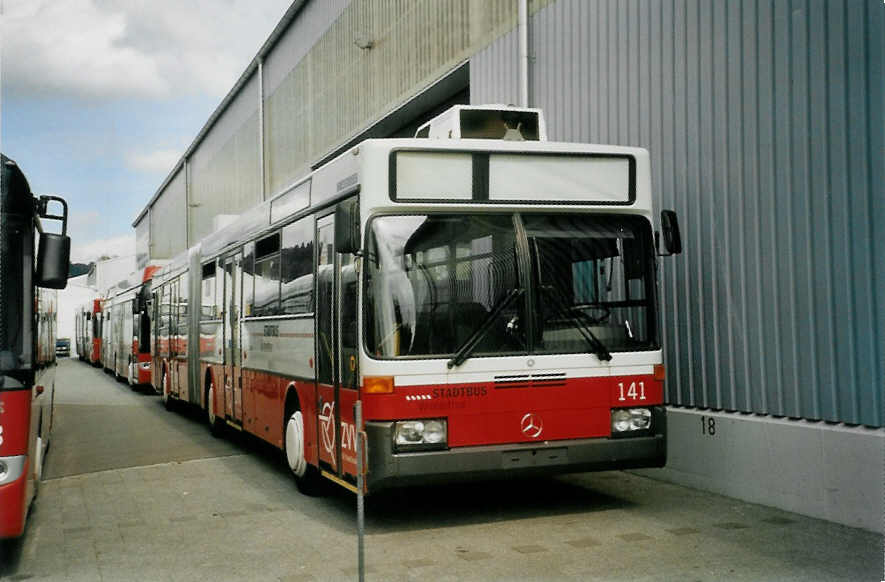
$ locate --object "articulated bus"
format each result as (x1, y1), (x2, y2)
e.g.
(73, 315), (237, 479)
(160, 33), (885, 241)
(150, 105), (682, 494)
(75, 298), (102, 365)
(74, 305), (86, 360)
(101, 266), (159, 385)
(0, 154), (70, 538)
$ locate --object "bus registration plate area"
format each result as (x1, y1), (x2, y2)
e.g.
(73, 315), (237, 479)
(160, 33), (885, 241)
(502, 447), (567, 469)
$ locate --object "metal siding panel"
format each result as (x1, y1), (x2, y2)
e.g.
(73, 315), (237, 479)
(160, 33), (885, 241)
(469, 26), (519, 105)
(789, 0), (815, 419)
(825, 0), (857, 423)
(265, 0), (519, 199)
(869, 0), (885, 429)
(189, 73), (261, 244)
(135, 217), (150, 270)
(741, 0), (766, 414)
(263, 1), (350, 98)
(805, 0), (835, 420)
(498, 0), (882, 426)
(845, 0), (879, 427)
(150, 169), (187, 259)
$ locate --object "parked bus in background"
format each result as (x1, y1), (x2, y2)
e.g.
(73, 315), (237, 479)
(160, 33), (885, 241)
(150, 106), (682, 495)
(0, 154), (70, 539)
(102, 265), (160, 385)
(74, 300), (99, 363)
(74, 305), (87, 360)
(76, 298), (102, 366)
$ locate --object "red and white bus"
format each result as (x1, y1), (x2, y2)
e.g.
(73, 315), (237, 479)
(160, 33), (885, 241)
(74, 304), (87, 360)
(75, 298), (102, 365)
(150, 105), (681, 494)
(101, 265), (160, 385)
(0, 154), (70, 538)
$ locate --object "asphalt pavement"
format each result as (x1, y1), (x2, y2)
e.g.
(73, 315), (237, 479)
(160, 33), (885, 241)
(1, 359), (882, 581)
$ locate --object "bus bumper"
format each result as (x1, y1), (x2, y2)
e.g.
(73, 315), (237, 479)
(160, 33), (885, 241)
(0, 455), (29, 539)
(365, 406), (666, 493)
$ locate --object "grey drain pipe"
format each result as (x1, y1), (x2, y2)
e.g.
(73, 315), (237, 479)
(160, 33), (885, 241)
(518, 0), (529, 107)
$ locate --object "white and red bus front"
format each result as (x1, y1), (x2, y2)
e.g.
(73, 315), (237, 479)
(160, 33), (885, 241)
(89, 298), (102, 365)
(354, 138), (668, 492)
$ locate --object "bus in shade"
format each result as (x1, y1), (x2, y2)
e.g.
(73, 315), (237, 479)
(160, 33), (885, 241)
(148, 105), (682, 495)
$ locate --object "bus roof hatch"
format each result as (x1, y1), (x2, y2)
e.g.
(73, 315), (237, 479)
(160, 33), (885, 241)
(414, 104), (547, 142)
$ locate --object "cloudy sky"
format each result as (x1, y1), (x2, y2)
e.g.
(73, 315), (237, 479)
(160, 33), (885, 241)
(1, 0), (290, 262)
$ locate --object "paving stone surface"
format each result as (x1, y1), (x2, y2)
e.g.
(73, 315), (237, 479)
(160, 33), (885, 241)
(1, 359), (882, 581)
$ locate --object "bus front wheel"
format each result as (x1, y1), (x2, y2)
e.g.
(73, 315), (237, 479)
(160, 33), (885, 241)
(284, 409), (323, 495)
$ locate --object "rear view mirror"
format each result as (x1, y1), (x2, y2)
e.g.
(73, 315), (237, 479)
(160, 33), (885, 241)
(334, 198), (360, 254)
(35, 196), (70, 289)
(36, 232), (71, 289)
(660, 210), (682, 255)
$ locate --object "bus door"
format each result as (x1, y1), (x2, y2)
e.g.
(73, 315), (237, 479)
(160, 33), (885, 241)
(315, 216), (338, 473)
(315, 208), (360, 480)
(223, 253), (244, 425)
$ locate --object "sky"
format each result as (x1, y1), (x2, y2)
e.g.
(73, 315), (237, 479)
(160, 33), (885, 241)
(0, 0), (291, 263)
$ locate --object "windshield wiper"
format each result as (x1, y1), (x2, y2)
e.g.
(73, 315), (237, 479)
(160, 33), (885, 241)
(540, 285), (612, 361)
(447, 288), (524, 369)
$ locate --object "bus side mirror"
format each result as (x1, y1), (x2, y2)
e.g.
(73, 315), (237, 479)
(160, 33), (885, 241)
(36, 232), (71, 289)
(35, 195), (70, 289)
(660, 210), (682, 255)
(334, 198), (361, 254)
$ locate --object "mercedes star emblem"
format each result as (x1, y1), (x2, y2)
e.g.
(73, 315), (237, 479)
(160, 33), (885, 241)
(520, 412), (543, 438)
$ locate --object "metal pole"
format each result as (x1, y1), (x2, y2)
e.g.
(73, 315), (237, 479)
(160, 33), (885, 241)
(518, 0), (529, 107)
(355, 400), (365, 582)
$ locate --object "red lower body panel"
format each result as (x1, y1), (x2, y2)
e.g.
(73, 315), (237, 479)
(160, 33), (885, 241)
(0, 460), (30, 539)
(363, 375), (663, 447)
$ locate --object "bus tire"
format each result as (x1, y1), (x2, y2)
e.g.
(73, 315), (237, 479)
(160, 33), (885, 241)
(284, 409), (323, 496)
(162, 370), (173, 411)
(207, 382), (224, 438)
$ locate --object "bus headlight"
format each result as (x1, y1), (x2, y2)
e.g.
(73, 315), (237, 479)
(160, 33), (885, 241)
(611, 408), (652, 433)
(0, 456), (26, 486)
(393, 419), (447, 452)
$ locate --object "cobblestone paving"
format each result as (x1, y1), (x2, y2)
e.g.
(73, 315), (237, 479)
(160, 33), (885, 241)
(1, 360), (881, 581)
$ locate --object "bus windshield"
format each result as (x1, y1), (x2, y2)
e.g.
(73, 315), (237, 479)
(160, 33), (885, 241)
(366, 213), (657, 360)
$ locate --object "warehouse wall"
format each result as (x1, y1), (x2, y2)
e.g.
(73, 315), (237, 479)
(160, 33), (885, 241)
(188, 72), (262, 245)
(141, 0), (556, 259)
(149, 167), (187, 260)
(135, 215), (149, 269)
(262, 0), (533, 198)
(472, 0), (884, 428)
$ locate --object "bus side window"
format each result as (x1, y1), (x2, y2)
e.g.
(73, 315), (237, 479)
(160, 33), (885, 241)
(242, 242), (255, 317)
(281, 217), (314, 315)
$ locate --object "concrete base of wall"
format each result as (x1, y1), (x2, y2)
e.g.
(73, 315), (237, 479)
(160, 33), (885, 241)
(634, 407), (884, 534)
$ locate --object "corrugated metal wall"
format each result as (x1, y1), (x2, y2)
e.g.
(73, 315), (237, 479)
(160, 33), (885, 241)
(135, 216), (149, 269)
(188, 72), (262, 245)
(149, 167), (187, 260)
(470, 25), (520, 104)
(263, 0), (525, 198)
(471, 0), (883, 427)
(142, 0), (559, 264)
